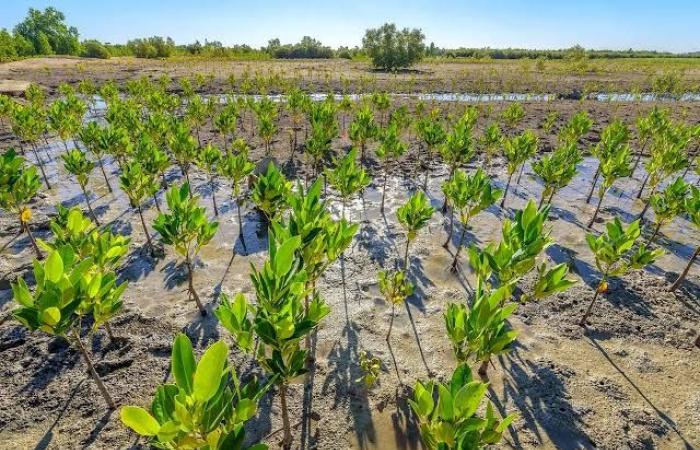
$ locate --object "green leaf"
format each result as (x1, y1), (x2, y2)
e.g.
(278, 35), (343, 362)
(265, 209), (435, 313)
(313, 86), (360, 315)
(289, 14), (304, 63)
(171, 333), (196, 394)
(193, 340), (228, 403)
(120, 406), (160, 436)
(45, 251), (64, 283)
(40, 307), (61, 327)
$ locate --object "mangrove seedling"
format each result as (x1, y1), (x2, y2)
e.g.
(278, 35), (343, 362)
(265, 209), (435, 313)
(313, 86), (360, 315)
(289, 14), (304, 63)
(649, 176), (689, 242)
(532, 141), (582, 208)
(62, 148), (100, 225)
(410, 363), (517, 449)
(121, 333), (270, 450)
(442, 169), (502, 270)
(587, 145), (633, 228)
(396, 191), (435, 271)
(153, 183), (219, 315)
(195, 143), (223, 216)
(378, 269), (415, 342)
(120, 160), (160, 252)
(0, 148), (43, 258)
(251, 162), (292, 223)
(580, 218), (663, 326)
(376, 122), (408, 213)
(325, 148), (371, 219)
(668, 185), (700, 291)
(500, 130), (538, 208)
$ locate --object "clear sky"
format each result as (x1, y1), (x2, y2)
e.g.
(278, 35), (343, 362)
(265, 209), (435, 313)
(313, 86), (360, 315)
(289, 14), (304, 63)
(2, 0), (699, 53)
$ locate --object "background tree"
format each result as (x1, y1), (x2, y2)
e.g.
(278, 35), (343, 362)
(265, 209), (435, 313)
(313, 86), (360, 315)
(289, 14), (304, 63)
(14, 7), (80, 55)
(363, 23), (425, 71)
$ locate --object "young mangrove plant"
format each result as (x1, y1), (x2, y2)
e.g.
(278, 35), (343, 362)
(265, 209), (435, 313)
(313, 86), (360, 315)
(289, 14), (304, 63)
(587, 144), (633, 228)
(442, 169), (502, 270)
(558, 110), (593, 145)
(410, 363), (516, 448)
(349, 103), (378, 163)
(480, 121), (503, 168)
(121, 333), (270, 450)
(120, 160), (160, 252)
(396, 191), (435, 271)
(668, 185), (700, 291)
(79, 122), (113, 192)
(586, 119), (630, 203)
(251, 162), (292, 223)
(376, 122), (408, 213)
(648, 176), (689, 242)
(532, 141), (582, 208)
(153, 183), (219, 315)
(0, 148), (43, 258)
(215, 235), (330, 448)
(379, 269), (414, 342)
(325, 148), (371, 219)
(580, 218), (663, 326)
(62, 148), (101, 225)
(195, 143), (223, 216)
(169, 122), (199, 195)
(219, 145), (256, 251)
(356, 350), (382, 388)
(501, 102), (525, 133)
(500, 130), (538, 208)
(444, 281), (518, 378)
(12, 248), (120, 408)
(416, 110), (446, 190)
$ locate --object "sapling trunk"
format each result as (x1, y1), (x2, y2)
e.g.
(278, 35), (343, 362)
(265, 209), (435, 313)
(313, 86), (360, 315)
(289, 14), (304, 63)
(632, 141), (648, 174)
(279, 383), (292, 448)
(136, 204), (154, 251)
(71, 328), (116, 409)
(152, 193), (162, 213)
(81, 184), (100, 226)
(403, 238), (411, 272)
(477, 359), (490, 378)
(380, 161), (388, 214)
(586, 168), (600, 203)
(236, 197), (247, 253)
(451, 225), (467, 271)
(21, 219), (42, 259)
(386, 304), (395, 341)
(649, 220), (664, 243)
(184, 170), (193, 199)
(669, 244), (700, 292)
(587, 188), (607, 228)
(443, 208), (455, 249)
(637, 172), (650, 199)
(97, 158), (112, 193)
(638, 185), (657, 220)
(30, 143), (51, 189)
(579, 288), (601, 327)
(516, 161), (526, 185)
(500, 171), (514, 208)
(185, 255), (206, 316)
(104, 322), (116, 342)
(210, 177), (219, 216)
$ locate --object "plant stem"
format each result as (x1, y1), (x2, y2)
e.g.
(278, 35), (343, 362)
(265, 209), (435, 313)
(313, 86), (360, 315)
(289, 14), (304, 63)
(236, 198), (247, 253)
(586, 167), (600, 203)
(279, 383), (292, 449)
(71, 328), (115, 409)
(649, 220), (663, 243)
(210, 177), (218, 216)
(451, 225), (467, 271)
(669, 244), (700, 292)
(104, 322), (116, 342)
(21, 218), (42, 259)
(31, 142), (51, 189)
(637, 171), (650, 199)
(403, 238), (411, 272)
(136, 204), (154, 251)
(477, 359), (490, 379)
(500, 171), (513, 208)
(97, 157), (112, 193)
(380, 161), (388, 214)
(443, 207), (455, 249)
(386, 304), (395, 341)
(579, 288), (600, 327)
(82, 184), (100, 226)
(516, 161), (526, 184)
(186, 254), (206, 316)
(587, 188), (606, 228)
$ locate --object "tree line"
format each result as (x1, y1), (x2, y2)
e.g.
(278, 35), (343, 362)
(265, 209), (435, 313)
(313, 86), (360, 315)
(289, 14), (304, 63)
(2, 7), (699, 70)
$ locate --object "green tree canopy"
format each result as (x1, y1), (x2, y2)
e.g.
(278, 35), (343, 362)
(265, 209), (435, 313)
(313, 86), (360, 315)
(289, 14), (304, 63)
(362, 23), (425, 71)
(14, 7), (80, 55)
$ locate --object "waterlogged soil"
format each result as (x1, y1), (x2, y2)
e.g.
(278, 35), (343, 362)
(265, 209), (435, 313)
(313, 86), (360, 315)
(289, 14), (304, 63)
(3, 56), (700, 97)
(0, 98), (699, 449)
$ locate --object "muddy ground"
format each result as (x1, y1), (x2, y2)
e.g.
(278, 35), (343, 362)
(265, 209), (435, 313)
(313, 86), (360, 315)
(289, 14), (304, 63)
(0, 73), (699, 449)
(2, 56), (700, 96)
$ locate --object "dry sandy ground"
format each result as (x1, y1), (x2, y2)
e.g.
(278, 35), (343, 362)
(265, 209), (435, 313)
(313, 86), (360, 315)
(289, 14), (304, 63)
(0, 96), (699, 449)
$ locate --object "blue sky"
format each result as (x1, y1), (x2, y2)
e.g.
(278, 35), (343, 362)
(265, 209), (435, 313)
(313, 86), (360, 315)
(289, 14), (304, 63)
(2, 0), (699, 52)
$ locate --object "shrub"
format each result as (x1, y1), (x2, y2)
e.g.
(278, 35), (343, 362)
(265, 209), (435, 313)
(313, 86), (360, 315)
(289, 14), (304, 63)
(81, 39), (110, 59)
